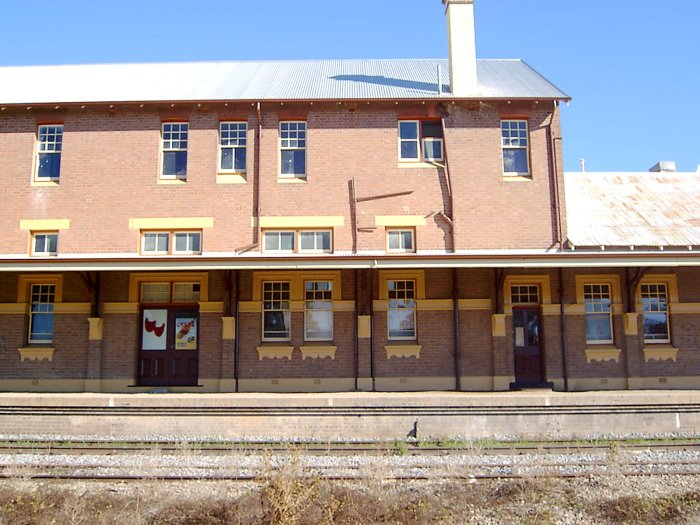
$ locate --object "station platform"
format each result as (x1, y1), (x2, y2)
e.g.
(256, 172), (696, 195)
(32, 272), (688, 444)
(1, 390), (699, 442)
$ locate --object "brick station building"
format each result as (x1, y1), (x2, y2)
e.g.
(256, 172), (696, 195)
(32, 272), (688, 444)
(1, 1), (699, 393)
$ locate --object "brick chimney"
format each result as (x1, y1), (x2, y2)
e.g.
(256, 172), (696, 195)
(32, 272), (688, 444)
(442, 0), (477, 97)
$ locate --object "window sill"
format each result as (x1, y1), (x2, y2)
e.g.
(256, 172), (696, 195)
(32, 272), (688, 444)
(217, 173), (247, 184)
(643, 345), (679, 363)
(256, 345), (294, 360)
(503, 174), (532, 182)
(385, 344), (422, 359)
(277, 177), (307, 184)
(584, 345), (621, 364)
(157, 178), (187, 185)
(31, 179), (59, 187)
(300, 345), (337, 360)
(398, 161), (443, 169)
(18, 347), (54, 362)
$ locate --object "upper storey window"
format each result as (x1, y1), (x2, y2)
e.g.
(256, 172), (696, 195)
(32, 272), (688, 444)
(36, 125), (63, 180)
(220, 122), (247, 172)
(161, 122), (188, 178)
(31, 232), (58, 257)
(398, 121), (443, 162)
(501, 120), (530, 176)
(280, 121), (306, 178)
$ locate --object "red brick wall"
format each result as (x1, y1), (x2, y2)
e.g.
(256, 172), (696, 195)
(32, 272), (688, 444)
(0, 100), (562, 256)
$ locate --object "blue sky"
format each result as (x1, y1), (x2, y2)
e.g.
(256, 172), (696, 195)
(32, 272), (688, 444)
(2, 0), (698, 172)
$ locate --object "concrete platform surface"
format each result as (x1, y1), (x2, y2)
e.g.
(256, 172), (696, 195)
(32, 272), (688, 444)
(0, 390), (699, 441)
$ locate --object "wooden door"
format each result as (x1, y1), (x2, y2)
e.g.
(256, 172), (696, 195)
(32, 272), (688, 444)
(513, 307), (543, 384)
(138, 307), (199, 386)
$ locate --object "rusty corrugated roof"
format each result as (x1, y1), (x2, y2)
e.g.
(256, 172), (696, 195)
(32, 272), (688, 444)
(564, 171), (700, 248)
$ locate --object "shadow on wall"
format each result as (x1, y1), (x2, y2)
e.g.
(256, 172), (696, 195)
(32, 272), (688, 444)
(330, 74), (449, 95)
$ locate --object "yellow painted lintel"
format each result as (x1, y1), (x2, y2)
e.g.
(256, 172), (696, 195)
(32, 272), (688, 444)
(19, 219), (70, 231)
(375, 215), (427, 227)
(128, 217), (214, 230)
(255, 216), (344, 228)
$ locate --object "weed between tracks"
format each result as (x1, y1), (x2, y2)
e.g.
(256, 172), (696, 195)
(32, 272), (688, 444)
(1, 452), (700, 524)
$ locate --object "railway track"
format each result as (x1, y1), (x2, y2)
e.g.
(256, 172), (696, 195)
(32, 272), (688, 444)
(0, 438), (698, 455)
(1, 439), (700, 481)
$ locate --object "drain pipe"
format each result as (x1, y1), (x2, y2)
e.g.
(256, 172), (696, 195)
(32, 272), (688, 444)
(547, 108), (564, 248)
(254, 102), (262, 246)
(439, 105), (461, 391)
(558, 268), (569, 392)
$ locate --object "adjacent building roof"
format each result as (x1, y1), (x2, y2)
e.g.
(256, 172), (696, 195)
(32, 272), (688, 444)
(565, 171), (700, 248)
(0, 59), (569, 105)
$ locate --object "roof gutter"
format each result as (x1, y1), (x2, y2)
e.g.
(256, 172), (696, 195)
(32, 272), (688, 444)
(3, 252), (700, 272)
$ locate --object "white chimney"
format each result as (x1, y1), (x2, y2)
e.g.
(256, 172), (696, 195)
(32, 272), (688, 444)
(442, 0), (477, 97)
(649, 161), (676, 173)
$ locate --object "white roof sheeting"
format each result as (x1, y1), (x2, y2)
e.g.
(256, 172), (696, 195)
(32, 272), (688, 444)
(0, 59), (569, 105)
(565, 171), (700, 248)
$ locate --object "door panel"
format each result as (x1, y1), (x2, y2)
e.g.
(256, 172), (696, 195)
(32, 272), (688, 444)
(513, 307), (543, 383)
(138, 307), (199, 386)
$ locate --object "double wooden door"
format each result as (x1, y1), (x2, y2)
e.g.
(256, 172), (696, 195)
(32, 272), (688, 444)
(138, 306), (199, 386)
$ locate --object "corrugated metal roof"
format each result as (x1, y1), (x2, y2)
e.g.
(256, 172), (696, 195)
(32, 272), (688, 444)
(565, 171), (700, 247)
(0, 59), (568, 105)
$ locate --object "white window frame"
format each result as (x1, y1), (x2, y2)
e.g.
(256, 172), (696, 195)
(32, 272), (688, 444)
(263, 231), (296, 253)
(219, 121), (247, 173)
(641, 283), (670, 343)
(28, 283), (56, 344)
(387, 279), (417, 340)
(398, 120), (443, 162)
(35, 124), (63, 180)
(583, 283), (614, 344)
(279, 121), (307, 178)
(173, 231), (202, 255)
(31, 232), (58, 256)
(262, 281), (291, 341)
(298, 231), (332, 253)
(263, 230), (332, 254)
(161, 122), (188, 179)
(386, 229), (415, 253)
(141, 232), (171, 255)
(141, 231), (202, 256)
(501, 120), (530, 176)
(304, 280), (333, 341)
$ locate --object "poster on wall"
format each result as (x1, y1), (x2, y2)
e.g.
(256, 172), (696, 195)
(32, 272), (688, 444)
(142, 309), (167, 350)
(175, 317), (197, 350)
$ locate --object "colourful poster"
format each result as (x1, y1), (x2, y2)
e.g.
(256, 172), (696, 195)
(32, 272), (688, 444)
(175, 317), (197, 350)
(142, 309), (167, 350)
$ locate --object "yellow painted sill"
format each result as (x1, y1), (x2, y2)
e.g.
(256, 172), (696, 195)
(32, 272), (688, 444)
(31, 179), (59, 187)
(300, 345), (337, 360)
(397, 161), (444, 169)
(156, 178), (187, 185)
(256, 345), (294, 360)
(385, 344), (422, 359)
(276, 177), (307, 184)
(643, 345), (679, 363)
(18, 347), (54, 362)
(503, 174), (532, 182)
(216, 172), (247, 184)
(584, 345), (621, 364)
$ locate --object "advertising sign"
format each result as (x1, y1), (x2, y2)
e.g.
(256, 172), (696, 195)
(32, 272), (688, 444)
(175, 317), (197, 350)
(142, 309), (167, 350)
